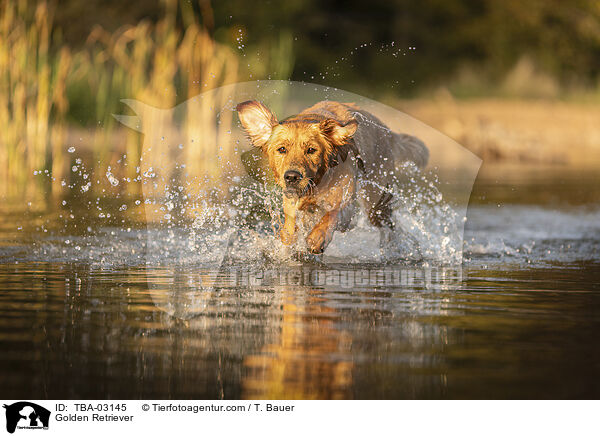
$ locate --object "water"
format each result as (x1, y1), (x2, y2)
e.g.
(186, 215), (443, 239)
(1, 166), (599, 399)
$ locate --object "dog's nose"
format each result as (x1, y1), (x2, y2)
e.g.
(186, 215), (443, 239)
(284, 170), (303, 185)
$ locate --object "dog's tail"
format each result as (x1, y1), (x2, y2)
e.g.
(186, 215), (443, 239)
(392, 133), (429, 169)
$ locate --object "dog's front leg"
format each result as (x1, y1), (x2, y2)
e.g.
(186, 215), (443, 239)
(306, 209), (340, 254)
(305, 166), (355, 254)
(280, 196), (298, 245)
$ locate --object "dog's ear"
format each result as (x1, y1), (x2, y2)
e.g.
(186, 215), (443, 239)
(236, 100), (278, 149)
(320, 118), (358, 147)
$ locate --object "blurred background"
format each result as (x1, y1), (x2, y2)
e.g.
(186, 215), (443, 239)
(1, 0), (600, 202)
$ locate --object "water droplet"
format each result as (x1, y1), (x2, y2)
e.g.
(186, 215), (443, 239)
(106, 170), (119, 186)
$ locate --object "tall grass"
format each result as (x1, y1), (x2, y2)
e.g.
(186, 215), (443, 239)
(0, 0), (71, 195)
(79, 0), (240, 190)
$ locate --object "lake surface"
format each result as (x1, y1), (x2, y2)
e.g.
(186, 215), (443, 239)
(0, 166), (599, 399)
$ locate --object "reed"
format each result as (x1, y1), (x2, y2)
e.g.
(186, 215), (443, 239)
(0, 0), (71, 196)
(0, 0), (278, 199)
(71, 0), (241, 194)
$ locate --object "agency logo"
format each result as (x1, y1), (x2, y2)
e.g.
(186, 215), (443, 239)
(115, 80), (480, 319)
(3, 402), (50, 434)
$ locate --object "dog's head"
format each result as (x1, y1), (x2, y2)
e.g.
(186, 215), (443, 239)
(237, 100), (357, 199)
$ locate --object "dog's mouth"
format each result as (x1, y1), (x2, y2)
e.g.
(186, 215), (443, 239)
(283, 179), (315, 199)
(283, 187), (300, 198)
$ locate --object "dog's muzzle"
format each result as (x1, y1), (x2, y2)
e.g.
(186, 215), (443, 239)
(284, 170), (303, 185)
(283, 169), (304, 198)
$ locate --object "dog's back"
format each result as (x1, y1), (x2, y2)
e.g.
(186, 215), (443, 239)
(300, 101), (428, 177)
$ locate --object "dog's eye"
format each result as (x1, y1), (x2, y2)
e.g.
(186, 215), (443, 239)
(306, 147), (317, 155)
(277, 146), (287, 154)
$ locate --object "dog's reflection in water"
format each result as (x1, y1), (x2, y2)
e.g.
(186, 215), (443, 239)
(242, 287), (353, 400)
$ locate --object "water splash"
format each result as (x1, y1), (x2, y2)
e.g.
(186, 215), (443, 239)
(4, 81), (483, 274)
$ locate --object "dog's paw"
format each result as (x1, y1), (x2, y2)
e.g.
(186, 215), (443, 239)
(306, 229), (328, 254)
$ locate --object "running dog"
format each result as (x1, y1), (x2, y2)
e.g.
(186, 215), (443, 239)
(236, 100), (428, 254)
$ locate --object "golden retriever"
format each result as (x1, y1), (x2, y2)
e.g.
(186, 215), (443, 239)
(237, 100), (428, 254)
